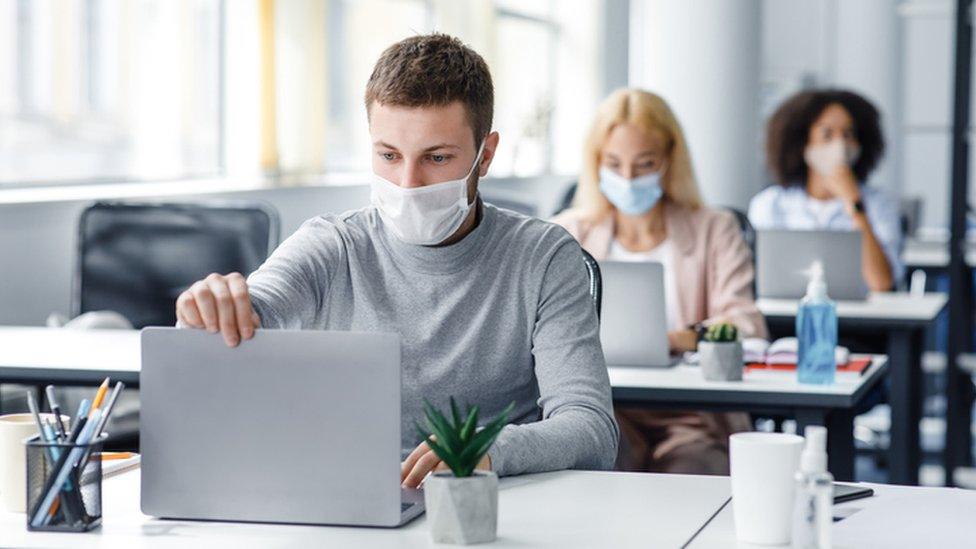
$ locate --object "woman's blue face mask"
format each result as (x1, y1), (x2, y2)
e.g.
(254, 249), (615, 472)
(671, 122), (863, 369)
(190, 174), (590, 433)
(599, 166), (664, 215)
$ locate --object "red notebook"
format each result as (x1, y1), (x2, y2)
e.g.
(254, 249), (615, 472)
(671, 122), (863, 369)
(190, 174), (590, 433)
(744, 358), (873, 375)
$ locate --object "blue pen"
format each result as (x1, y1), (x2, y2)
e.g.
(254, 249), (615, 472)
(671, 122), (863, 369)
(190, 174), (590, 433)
(69, 399), (91, 438)
(40, 422), (61, 464)
(31, 409), (101, 528)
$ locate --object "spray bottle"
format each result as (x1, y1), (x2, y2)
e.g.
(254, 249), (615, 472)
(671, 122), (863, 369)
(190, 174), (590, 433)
(792, 426), (833, 548)
(796, 261), (837, 385)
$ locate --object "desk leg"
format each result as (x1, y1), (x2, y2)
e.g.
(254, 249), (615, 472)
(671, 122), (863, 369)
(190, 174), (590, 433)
(796, 409), (855, 481)
(888, 328), (923, 485)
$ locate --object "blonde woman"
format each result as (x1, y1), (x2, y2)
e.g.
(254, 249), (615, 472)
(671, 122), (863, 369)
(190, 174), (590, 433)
(552, 88), (767, 474)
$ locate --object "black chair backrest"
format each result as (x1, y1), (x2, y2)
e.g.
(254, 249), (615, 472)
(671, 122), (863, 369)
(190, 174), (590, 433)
(556, 181), (579, 215)
(723, 206), (757, 297)
(724, 207), (756, 259)
(581, 248), (602, 320)
(74, 201), (280, 328)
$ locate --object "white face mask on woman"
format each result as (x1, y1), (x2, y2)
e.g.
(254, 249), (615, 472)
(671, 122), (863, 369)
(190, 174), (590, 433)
(803, 139), (860, 177)
(370, 141), (485, 246)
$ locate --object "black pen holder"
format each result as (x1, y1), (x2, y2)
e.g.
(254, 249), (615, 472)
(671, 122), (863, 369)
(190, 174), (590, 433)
(25, 434), (106, 532)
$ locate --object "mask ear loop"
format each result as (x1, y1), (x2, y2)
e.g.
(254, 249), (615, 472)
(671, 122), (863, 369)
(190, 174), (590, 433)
(465, 138), (489, 206)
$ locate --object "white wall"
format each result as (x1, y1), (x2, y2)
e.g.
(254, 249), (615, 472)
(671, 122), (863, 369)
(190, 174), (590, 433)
(630, 0), (762, 211)
(0, 184), (368, 326)
(0, 176), (572, 326)
(760, 0), (959, 230)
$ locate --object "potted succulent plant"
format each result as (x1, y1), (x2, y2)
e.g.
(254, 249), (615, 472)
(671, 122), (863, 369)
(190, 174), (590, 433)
(698, 323), (744, 381)
(416, 398), (514, 545)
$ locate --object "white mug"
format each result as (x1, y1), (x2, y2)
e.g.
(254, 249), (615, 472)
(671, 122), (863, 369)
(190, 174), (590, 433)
(729, 432), (804, 545)
(0, 413), (70, 513)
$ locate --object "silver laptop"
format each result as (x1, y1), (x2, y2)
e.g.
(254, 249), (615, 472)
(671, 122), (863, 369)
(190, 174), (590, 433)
(756, 229), (869, 301)
(140, 327), (425, 527)
(599, 261), (674, 367)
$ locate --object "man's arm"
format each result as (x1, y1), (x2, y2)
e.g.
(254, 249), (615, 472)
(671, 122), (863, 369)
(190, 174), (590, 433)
(487, 236), (619, 476)
(175, 217), (341, 343)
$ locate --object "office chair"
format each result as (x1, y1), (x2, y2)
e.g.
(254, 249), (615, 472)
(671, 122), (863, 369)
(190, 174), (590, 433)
(74, 200), (280, 329)
(65, 200), (280, 451)
(556, 180), (579, 215)
(723, 206), (758, 299)
(581, 248), (602, 320)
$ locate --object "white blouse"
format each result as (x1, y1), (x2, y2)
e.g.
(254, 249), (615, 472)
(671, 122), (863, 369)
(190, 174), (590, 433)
(747, 185), (905, 284)
(607, 238), (681, 331)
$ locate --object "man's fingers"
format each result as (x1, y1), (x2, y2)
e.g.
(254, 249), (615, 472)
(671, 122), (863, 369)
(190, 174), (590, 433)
(251, 312), (261, 329)
(176, 292), (204, 328)
(401, 441), (432, 481)
(402, 450), (442, 488)
(205, 275), (240, 347)
(190, 281), (219, 333)
(226, 273), (255, 340)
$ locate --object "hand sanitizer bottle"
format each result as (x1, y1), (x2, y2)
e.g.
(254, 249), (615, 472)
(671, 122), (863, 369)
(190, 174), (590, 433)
(796, 261), (837, 385)
(792, 426), (833, 549)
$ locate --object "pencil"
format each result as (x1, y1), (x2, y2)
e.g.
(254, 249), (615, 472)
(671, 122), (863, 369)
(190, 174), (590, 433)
(90, 378), (110, 415)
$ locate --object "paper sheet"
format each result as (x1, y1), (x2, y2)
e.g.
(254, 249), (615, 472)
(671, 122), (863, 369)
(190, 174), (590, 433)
(833, 488), (976, 549)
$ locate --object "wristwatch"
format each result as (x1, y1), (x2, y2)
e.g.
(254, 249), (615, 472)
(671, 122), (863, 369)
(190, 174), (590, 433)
(689, 322), (707, 342)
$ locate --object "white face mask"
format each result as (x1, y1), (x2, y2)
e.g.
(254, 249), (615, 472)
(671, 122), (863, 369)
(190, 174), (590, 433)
(370, 141), (485, 246)
(803, 140), (860, 177)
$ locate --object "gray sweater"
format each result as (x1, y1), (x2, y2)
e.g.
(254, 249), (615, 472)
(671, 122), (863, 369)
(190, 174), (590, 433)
(247, 201), (618, 476)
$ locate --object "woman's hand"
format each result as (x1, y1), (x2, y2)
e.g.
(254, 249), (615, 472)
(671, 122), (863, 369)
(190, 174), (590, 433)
(822, 164), (861, 205)
(667, 329), (698, 354)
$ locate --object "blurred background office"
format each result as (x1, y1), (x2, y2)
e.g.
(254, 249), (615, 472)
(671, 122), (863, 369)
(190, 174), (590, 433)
(0, 0), (973, 487)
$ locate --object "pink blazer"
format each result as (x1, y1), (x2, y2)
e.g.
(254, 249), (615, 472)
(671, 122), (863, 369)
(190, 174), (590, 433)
(552, 201), (769, 467)
(552, 200), (768, 339)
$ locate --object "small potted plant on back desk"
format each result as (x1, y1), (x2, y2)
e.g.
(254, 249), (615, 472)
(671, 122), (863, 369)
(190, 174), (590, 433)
(417, 398), (514, 545)
(698, 323), (744, 381)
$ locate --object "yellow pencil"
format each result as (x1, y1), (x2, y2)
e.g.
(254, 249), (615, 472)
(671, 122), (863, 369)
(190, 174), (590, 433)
(98, 452), (136, 461)
(90, 378), (110, 416)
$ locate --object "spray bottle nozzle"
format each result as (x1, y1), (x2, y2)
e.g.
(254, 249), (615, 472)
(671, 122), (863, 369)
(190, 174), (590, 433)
(802, 260), (828, 300)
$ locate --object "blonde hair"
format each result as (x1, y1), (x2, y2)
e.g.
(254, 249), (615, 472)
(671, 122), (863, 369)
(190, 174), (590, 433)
(575, 88), (703, 219)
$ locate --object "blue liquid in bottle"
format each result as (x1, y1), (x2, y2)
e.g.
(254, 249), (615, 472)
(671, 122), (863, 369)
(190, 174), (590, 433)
(796, 262), (837, 385)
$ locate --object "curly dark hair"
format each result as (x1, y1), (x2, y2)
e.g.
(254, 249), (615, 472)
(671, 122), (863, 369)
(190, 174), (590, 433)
(765, 89), (885, 185)
(365, 33), (494, 144)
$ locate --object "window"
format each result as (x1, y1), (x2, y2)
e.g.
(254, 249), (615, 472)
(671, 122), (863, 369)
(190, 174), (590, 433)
(1, 0), (606, 187)
(324, 0), (430, 172)
(491, 2), (558, 176)
(0, 0), (223, 186)
(321, 0), (602, 178)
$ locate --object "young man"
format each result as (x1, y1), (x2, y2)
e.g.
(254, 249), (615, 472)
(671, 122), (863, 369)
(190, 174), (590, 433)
(175, 33), (617, 487)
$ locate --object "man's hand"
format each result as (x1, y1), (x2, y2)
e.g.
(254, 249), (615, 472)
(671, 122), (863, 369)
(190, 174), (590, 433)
(400, 439), (492, 488)
(175, 272), (260, 347)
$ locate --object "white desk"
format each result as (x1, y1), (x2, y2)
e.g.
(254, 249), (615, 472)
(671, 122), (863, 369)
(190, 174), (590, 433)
(758, 293), (947, 486)
(610, 356), (888, 481)
(0, 470), (732, 548)
(902, 236), (976, 269)
(0, 327), (140, 387)
(757, 292), (947, 326)
(687, 482), (976, 548)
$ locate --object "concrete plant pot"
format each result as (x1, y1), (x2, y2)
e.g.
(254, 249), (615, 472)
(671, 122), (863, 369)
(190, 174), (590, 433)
(699, 341), (744, 381)
(424, 471), (498, 545)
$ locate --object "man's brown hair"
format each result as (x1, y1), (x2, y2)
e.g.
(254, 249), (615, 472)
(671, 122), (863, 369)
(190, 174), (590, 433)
(364, 33), (494, 145)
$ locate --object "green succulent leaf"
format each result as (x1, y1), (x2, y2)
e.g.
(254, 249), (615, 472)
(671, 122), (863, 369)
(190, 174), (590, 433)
(703, 322), (738, 343)
(414, 399), (515, 477)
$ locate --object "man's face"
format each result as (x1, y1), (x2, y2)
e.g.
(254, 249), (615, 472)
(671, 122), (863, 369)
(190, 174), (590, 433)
(369, 101), (498, 199)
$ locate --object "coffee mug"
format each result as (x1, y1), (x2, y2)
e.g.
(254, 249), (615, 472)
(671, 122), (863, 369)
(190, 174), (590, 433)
(729, 432), (804, 545)
(0, 413), (70, 513)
